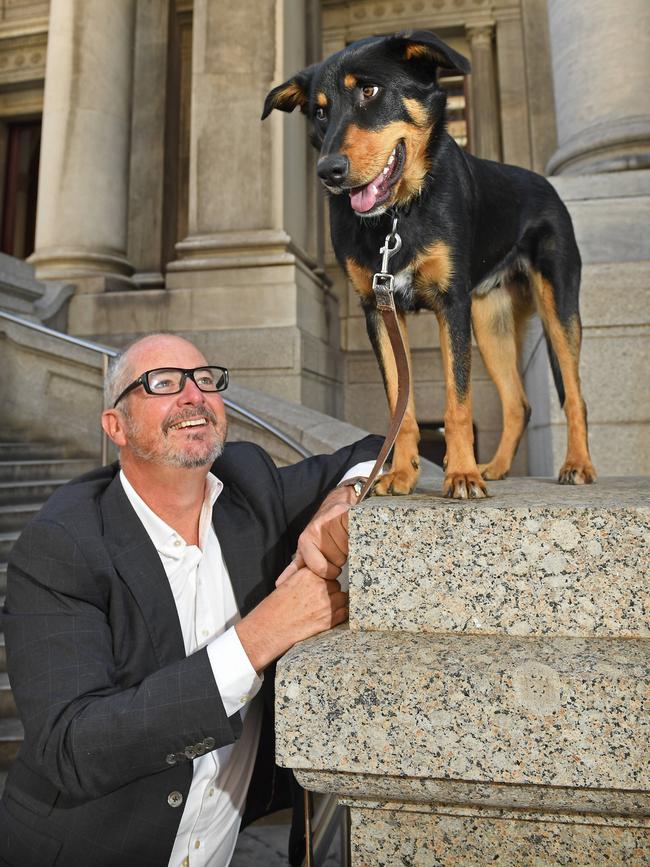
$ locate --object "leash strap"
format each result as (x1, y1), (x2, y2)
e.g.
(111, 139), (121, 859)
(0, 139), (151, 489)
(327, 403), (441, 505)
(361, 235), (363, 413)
(357, 217), (411, 502)
(301, 219), (410, 867)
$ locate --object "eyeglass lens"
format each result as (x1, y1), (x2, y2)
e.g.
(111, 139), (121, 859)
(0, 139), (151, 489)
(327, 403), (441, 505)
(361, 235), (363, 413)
(147, 367), (227, 394)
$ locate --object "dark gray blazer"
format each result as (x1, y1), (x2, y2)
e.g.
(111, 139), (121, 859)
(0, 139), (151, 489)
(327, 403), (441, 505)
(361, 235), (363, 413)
(0, 436), (380, 867)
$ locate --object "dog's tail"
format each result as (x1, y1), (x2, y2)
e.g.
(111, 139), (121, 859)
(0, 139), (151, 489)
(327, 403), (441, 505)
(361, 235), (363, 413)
(543, 331), (566, 407)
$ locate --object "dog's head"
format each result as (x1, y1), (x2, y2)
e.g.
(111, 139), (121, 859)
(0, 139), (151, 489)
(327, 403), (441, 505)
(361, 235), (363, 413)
(262, 31), (470, 218)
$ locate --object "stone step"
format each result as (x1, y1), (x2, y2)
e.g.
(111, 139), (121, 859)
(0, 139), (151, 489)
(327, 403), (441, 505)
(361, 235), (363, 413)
(0, 442), (66, 461)
(0, 478), (68, 507)
(0, 458), (96, 483)
(0, 533), (17, 562)
(0, 502), (43, 533)
(0, 717), (22, 770)
(276, 628), (649, 805)
(0, 673), (15, 718)
(349, 477), (649, 638)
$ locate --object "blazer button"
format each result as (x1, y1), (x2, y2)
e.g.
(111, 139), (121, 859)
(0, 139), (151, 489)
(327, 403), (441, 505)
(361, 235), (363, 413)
(165, 753), (177, 766)
(168, 791), (183, 808)
(184, 746), (197, 760)
(204, 736), (215, 750)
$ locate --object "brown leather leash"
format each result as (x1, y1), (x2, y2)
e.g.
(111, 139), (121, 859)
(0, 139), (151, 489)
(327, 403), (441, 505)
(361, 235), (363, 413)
(302, 217), (411, 867)
(357, 216), (411, 502)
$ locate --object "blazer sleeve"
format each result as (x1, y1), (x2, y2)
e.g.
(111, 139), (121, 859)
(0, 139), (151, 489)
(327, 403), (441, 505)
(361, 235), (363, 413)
(277, 434), (383, 552)
(3, 518), (241, 802)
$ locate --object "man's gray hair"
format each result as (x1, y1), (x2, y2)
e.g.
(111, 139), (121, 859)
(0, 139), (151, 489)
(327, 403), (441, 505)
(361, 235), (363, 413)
(104, 349), (134, 410)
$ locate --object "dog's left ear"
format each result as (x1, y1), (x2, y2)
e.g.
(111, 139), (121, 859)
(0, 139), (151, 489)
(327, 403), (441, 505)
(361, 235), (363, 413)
(391, 30), (471, 75)
(261, 65), (317, 119)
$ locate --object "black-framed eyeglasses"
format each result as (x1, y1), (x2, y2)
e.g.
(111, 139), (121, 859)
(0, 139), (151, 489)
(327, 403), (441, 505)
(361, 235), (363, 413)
(113, 366), (229, 408)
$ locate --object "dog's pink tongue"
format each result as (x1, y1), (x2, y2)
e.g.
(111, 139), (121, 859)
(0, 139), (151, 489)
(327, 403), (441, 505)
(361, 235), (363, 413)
(350, 182), (379, 213)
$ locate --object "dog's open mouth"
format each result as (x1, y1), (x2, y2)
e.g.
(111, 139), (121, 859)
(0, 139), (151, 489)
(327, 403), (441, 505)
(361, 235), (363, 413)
(349, 140), (405, 214)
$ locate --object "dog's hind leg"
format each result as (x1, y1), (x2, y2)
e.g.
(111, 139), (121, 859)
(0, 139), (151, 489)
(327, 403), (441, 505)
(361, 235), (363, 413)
(529, 265), (596, 484)
(365, 308), (421, 495)
(471, 285), (532, 479)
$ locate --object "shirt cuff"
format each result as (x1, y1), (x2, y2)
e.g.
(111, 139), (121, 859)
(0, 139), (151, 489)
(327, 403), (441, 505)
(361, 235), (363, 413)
(337, 460), (379, 486)
(207, 626), (264, 717)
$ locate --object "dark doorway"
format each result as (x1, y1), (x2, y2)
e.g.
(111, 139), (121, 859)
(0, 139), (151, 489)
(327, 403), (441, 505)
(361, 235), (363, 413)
(1, 119), (41, 259)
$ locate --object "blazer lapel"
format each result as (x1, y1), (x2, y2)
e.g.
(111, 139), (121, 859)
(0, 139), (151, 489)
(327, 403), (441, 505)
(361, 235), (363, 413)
(100, 474), (186, 666)
(212, 485), (270, 618)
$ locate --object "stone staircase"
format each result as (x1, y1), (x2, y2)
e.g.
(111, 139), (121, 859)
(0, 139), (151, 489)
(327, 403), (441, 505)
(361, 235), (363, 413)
(0, 436), (96, 788)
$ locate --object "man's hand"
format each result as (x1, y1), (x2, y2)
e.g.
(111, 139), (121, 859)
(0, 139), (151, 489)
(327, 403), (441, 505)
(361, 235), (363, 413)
(275, 484), (358, 586)
(235, 567), (348, 673)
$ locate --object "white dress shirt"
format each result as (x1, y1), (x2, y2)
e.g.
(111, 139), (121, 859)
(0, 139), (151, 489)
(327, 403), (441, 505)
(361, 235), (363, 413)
(120, 459), (376, 867)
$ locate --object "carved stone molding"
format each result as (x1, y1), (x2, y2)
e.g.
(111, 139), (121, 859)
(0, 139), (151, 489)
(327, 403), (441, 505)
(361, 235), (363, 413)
(0, 30), (46, 86)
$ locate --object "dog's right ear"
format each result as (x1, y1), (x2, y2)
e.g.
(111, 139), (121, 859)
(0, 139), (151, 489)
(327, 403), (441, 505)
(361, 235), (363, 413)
(261, 65), (317, 120)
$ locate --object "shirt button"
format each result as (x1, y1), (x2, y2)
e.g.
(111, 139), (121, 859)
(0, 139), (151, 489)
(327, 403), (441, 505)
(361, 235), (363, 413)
(167, 790), (183, 808)
(194, 840), (201, 849)
(174, 539), (182, 547)
(208, 788), (215, 797)
(182, 859), (189, 867)
(240, 695), (249, 704)
(202, 629), (209, 637)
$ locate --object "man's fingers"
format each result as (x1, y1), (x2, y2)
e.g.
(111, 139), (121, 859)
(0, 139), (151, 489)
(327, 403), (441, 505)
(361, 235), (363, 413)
(275, 553), (304, 586)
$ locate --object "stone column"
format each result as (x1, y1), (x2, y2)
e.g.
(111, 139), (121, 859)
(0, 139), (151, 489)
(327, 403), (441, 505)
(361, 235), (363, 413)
(466, 25), (501, 162)
(166, 0), (341, 415)
(29, 0), (136, 292)
(546, 0), (650, 175)
(276, 479), (650, 863)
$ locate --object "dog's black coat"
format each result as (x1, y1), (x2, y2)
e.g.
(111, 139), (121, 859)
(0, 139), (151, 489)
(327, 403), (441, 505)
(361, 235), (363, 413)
(263, 31), (594, 496)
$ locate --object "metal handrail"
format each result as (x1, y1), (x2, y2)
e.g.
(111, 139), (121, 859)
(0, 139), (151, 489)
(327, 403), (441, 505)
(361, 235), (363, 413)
(0, 309), (311, 462)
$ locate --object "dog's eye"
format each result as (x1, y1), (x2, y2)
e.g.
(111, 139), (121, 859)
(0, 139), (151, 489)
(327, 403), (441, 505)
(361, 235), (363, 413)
(315, 107), (327, 122)
(359, 85), (379, 102)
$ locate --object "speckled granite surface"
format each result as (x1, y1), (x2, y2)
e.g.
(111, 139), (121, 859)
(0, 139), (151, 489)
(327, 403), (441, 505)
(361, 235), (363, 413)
(276, 628), (649, 791)
(349, 477), (650, 637)
(349, 806), (650, 866)
(276, 480), (650, 863)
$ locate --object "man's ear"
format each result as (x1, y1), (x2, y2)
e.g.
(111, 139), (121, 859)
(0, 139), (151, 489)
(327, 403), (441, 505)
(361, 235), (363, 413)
(101, 409), (128, 449)
(261, 64), (318, 119)
(390, 30), (471, 75)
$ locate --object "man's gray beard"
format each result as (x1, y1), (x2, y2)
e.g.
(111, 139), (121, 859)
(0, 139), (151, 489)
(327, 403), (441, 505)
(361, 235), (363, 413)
(122, 409), (225, 468)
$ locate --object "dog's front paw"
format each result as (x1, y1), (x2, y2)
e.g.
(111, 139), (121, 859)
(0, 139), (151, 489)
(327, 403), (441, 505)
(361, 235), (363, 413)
(443, 472), (488, 499)
(478, 461), (509, 480)
(558, 459), (597, 485)
(373, 467), (418, 496)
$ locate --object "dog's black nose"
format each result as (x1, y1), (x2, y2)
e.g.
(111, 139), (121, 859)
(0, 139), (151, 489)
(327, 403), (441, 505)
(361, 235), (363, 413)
(317, 154), (349, 186)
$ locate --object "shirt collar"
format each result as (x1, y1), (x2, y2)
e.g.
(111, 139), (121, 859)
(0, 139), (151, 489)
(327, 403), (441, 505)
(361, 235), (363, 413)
(119, 468), (223, 554)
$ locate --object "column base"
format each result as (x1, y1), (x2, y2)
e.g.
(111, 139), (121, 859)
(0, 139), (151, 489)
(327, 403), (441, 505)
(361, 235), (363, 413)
(28, 247), (135, 293)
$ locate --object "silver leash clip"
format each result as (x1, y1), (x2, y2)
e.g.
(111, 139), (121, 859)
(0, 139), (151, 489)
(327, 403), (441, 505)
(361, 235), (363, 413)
(372, 216), (402, 309)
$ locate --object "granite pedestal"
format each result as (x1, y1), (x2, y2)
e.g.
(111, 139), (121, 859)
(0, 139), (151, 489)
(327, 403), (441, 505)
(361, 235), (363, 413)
(275, 478), (649, 865)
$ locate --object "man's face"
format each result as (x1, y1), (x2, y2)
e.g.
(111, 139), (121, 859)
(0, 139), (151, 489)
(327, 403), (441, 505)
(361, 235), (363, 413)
(116, 337), (228, 470)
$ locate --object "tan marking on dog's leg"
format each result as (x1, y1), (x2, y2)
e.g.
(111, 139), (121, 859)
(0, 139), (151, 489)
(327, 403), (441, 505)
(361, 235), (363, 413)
(472, 287), (530, 479)
(372, 312), (420, 496)
(345, 257), (374, 303)
(436, 312), (487, 498)
(532, 272), (596, 484)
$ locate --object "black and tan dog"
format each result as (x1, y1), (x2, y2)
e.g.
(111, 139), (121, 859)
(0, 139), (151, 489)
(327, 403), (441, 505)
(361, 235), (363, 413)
(262, 30), (596, 499)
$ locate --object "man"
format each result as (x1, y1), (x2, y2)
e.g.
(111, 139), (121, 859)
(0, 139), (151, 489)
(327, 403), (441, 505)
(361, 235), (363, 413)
(0, 334), (381, 867)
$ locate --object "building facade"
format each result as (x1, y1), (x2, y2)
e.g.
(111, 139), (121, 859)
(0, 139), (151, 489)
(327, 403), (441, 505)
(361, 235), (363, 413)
(0, 0), (648, 475)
